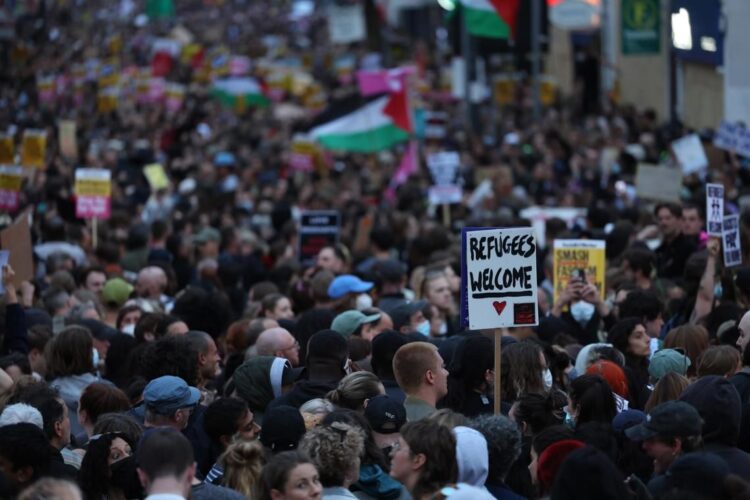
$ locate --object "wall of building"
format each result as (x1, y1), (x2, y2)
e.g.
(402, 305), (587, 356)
(682, 62), (723, 129)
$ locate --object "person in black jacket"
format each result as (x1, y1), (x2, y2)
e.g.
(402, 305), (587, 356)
(442, 334), (494, 418)
(608, 317), (652, 410)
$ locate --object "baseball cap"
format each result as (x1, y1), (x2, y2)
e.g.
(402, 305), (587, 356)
(143, 376), (200, 415)
(213, 151), (236, 168)
(259, 405), (307, 452)
(102, 278), (134, 308)
(192, 227), (221, 245)
(365, 395), (406, 434)
(373, 259), (407, 284)
(389, 300), (427, 332)
(648, 349), (691, 380)
(612, 409), (646, 434)
(664, 453), (730, 497)
(625, 401), (703, 441)
(331, 310), (381, 337)
(327, 274), (374, 299)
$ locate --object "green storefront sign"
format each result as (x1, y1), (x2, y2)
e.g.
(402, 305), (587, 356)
(622, 0), (660, 55)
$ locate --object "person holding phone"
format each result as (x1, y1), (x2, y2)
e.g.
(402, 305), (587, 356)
(550, 271), (611, 345)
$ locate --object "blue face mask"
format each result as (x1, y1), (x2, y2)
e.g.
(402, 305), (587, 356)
(570, 301), (595, 324)
(714, 284), (723, 300)
(416, 320), (431, 337)
(564, 408), (576, 429)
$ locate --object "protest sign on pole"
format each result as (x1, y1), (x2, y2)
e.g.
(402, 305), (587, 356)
(58, 120), (78, 159)
(714, 121), (750, 158)
(553, 240), (606, 304)
(0, 166), (23, 212)
(0, 207), (33, 282)
(461, 227), (539, 330)
(723, 214), (742, 268)
(20, 129), (46, 168)
(75, 168), (111, 219)
(299, 211), (340, 266)
(672, 134), (708, 175)
(706, 183), (725, 237)
(426, 151), (462, 205)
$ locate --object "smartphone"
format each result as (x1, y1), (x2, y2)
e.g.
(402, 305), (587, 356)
(571, 268), (586, 283)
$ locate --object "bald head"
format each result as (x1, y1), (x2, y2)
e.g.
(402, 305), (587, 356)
(255, 327), (299, 366)
(136, 266), (168, 299)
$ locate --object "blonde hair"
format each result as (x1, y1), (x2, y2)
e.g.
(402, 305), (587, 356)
(219, 439), (266, 497)
(299, 422), (364, 488)
(326, 371), (383, 411)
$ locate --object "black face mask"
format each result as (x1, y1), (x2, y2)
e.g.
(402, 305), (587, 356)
(109, 455), (144, 499)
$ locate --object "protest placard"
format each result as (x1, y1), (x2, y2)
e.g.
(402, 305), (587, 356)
(299, 211), (340, 265)
(672, 134), (708, 174)
(427, 151), (462, 205)
(714, 121), (750, 158)
(553, 240), (606, 303)
(75, 168), (111, 219)
(58, 120), (77, 159)
(0, 134), (14, 164)
(460, 227), (539, 330)
(723, 214), (742, 268)
(518, 207), (587, 249)
(0, 166), (23, 212)
(635, 164), (682, 202)
(144, 163), (169, 190)
(327, 5), (366, 44)
(0, 208), (33, 282)
(20, 129), (46, 168)
(706, 183), (725, 237)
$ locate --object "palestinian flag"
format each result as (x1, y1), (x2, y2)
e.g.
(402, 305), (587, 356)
(461, 0), (519, 39)
(310, 94), (411, 153)
(210, 77), (269, 108)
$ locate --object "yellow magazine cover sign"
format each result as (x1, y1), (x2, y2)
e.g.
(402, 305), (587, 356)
(553, 239), (606, 303)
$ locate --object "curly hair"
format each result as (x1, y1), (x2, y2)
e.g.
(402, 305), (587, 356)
(138, 336), (199, 386)
(299, 422), (364, 488)
(220, 439), (266, 497)
(472, 414), (523, 482)
(400, 419), (458, 498)
(326, 371), (383, 411)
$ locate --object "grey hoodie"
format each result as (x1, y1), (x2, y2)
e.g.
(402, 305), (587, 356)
(454, 426), (489, 488)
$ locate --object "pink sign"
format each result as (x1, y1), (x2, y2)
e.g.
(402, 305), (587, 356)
(75, 196), (111, 219)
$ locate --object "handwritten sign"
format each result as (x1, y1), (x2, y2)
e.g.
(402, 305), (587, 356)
(706, 183), (724, 237)
(427, 151), (462, 205)
(461, 227), (539, 329)
(553, 240), (606, 304)
(723, 214), (742, 268)
(299, 211), (340, 265)
(714, 121), (750, 158)
(672, 134), (708, 175)
(0, 166), (23, 212)
(75, 168), (111, 219)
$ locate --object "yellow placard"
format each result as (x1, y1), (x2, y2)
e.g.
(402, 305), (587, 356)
(0, 170), (23, 191)
(21, 130), (46, 168)
(144, 163), (169, 190)
(75, 179), (111, 197)
(494, 77), (515, 106)
(0, 135), (14, 164)
(540, 77), (557, 107)
(97, 87), (119, 114)
(553, 240), (606, 304)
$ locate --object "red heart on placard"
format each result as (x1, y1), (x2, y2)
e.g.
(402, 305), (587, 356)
(492, 301), (507, 316)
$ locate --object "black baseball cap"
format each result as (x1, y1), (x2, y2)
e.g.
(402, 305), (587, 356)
(364, 395), (406, 434)
(389, 300), (427, 332)
(626, 401), (703, 441)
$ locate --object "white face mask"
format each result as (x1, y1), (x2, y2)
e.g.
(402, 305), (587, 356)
(121, 323), (136, 336)
(570, 300), (595, 324)
(542, 368), (553, 390)
(92, 348), (100, 370)
(356, 293), (373, 310)
(416, 320), (431, 337)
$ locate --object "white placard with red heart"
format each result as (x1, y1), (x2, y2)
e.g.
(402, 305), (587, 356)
(461, 227), (539, 330)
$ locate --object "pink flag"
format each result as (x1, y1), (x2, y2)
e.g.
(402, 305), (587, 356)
(385, 140), (419, 202)
(356, 66), (415, 96)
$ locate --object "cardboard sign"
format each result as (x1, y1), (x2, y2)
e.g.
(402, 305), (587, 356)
(706, 183), (725, 237)
(0, 135), (13, 164)
(144, 163), (169, 190)
(75, 168), (111, 219)
(427, 151), (462, 205)
(299, 211), (340, 265)
(553, 240), (606, 304)
(461, 227), (539, 330)
(0, 166), (23, 212)
(58, 120), (77, 159)
(0, 208), (33, 282)
(635, 164), (682, 202)
(672, 134), (708, 174)
(714, 121), (750, 158)
(723, 214), (742, 268)
(20, 129), (46, 168)
(327, 4), (366, 44)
